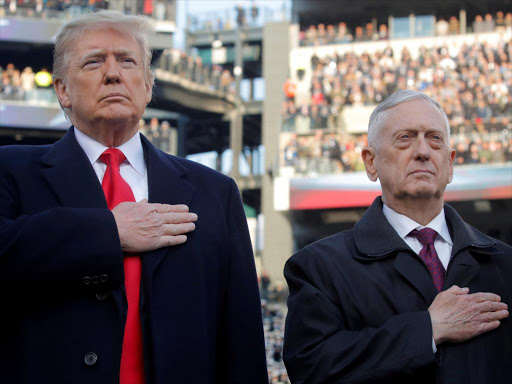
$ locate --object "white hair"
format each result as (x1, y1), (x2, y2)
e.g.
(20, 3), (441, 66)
(367, 90), (450, 148)
(53, 10), (155, 87)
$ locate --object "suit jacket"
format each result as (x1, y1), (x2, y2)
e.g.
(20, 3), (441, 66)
(0, 127), (268, 384)
(283, 197), (512, 384)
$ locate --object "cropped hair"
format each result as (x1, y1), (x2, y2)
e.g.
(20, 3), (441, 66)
(367, 90), (450, 148)
(53, 10), (155, 87)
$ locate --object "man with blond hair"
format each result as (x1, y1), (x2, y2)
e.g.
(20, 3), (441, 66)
(0, 11), (267, 384)
(284, 90), (511, 383)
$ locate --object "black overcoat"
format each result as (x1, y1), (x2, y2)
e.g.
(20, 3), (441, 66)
(0, 127), (268, 384)
(284, 197), (512, 383)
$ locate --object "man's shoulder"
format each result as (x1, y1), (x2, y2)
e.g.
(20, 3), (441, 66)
(288, 230), (357, 269)
(156, 151), (236, 199)
(445, 203), (512, 256)
(0, 144), (52, 170)
(160, 151), (231, 183)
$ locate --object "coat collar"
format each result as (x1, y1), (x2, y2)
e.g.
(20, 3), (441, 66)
(352, 197), (500, 304)
(353, 197), (411, 259)
(40, 127), (107, 209)
(353, 196), (499, 260)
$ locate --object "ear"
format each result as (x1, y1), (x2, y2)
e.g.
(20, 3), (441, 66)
(362, 146), (379, 182)
(54, 79), (71, 108)
(447, 148), (456, 183)
(145, 79), (153, 105)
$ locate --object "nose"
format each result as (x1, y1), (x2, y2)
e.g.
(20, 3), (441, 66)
(413, 135), (430, 161)
(104, 56), (121, 84)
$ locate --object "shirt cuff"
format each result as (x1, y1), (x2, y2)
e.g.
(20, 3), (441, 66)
(432, 337), (437, 354)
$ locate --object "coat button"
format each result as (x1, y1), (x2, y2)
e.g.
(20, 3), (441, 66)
(100, 274), (108, 283)
(84, 352), (98, 366)
(91, 276), (100, 284)
(95, 291), (110, 301)
(83, 276), (91, 285)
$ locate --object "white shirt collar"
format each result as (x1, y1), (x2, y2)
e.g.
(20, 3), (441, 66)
(382, 203), (453, 245)
(74, 126), (145, 176)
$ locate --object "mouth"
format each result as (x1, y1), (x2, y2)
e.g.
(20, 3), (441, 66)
(410, 170), (435, 176)
(102, 93), (128, 101)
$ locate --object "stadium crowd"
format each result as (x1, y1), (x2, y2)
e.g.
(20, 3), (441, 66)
(281, 34), (512, 175)
(0, 0), (172, 18)
(299, 11), (512, 46)
(158, 49), (236, 95)
(260, 274), (289, 384)
(0, 63), (55, 102)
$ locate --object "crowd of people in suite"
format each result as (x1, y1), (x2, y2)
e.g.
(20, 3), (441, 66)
(299, 11), (512, 46)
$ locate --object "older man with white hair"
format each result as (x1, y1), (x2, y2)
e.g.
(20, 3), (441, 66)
(283, 90), (512, 383)
(0, 11), (267, 384)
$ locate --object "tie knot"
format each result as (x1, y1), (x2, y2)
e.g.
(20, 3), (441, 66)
(100, 148), (127, 168)
(409, 228), (438, 246)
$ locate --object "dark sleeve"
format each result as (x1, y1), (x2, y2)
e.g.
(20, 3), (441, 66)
(0, 165), (124, 292)
(217, 178), (269, 384)
(283, 249), (436, 384)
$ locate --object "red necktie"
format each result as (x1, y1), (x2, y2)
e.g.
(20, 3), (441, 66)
(100, 148), (145, 384)
(409, 228), (445, 292)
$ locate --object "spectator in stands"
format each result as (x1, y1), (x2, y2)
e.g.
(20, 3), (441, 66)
(436, 17), (449, 36)
(505, 12), (512, 32)
(20, 66), (35, 96)
(482, 13), (495, 32)
(159, 120), (172, 153)
(304, 25), (317, 45)
(365, 22), (376, 40)
(378, 24), (389, 40)
(326, 24), (336, 43)
(283, 78), (296, 101)
(250, 0), (259, 26)
(220, 69), (234, 93)
(236, 3), (246, 27)
(317, 23), (327, 45)
(353, 25), (365, 41)
(495, 11), (506, 32)
(473, 14), (485, 33)
(448, 16), (459, 34)
(335, 22), (352, 43)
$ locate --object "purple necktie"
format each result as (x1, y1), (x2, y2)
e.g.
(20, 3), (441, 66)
(409, 228), (445, 292)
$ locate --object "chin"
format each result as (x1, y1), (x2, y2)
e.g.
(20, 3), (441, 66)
(396, 186), (442, 200)
(99, 108), (138, 124)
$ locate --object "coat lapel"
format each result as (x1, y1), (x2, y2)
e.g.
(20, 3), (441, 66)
(40, 127), (107, 209)
(394, 252), (438, 304)
(443, 204), (496, 288)
(139, 135), (196, 283)
(444, 250), (480, 288)
(354, 197), (439, 305)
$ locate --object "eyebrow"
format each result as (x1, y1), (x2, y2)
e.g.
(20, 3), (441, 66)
(79, 48), (138, 63)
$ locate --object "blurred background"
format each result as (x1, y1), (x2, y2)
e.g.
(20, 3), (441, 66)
(1, 1), (511, 382)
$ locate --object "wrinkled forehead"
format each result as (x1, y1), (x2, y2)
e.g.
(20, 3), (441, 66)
(383, 99), (449, 136)
(65, 24), (144, 62)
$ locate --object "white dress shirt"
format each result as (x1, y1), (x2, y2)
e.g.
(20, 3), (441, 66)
(74, 127), (148, 202)
(382, 204), (453, 270)
(382, 203), (453, 353)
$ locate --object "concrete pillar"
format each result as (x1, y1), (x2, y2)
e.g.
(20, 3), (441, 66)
(460, 10), (466, 34)
(169, 127), (178, 156)
(262, 21), (293, 284)
(229, 111), (242, 179)
(177, 115), (189, 158)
